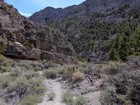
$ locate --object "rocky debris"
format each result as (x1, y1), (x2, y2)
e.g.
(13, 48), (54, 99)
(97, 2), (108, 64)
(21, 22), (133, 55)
(0, 1), (77, 64)
(61, 65), (103, 105)
(62, 77), (103, 105)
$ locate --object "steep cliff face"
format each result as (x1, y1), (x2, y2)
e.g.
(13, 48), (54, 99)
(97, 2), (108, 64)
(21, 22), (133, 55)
(0, 1), (77, 64)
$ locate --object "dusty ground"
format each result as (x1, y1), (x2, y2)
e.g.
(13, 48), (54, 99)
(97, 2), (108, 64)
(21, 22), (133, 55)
(38, 78), (102, 105)
(38, 79), (66, 105)
(62, 78), (103, 105)
(38, 65), (103, 105)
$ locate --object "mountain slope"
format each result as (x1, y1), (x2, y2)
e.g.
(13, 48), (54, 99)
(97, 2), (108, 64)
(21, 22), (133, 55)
(30, 0), (140, 24)
(30, 0), (140, 62)
(0, 1), (77, 64)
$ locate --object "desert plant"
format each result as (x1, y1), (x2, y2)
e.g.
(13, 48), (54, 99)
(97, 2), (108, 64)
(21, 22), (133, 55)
(0, 66), (13, 73)
(63, 90), (86, 105)
(103, 62), (121, 75)
(0, 42), (6, 53)
(63, 90), (74, 105)
(48, 92), (55, 100)
(9, 68), (22, 77)
(0, 71), (45, 105)
(0, 75), (14, 89)
(21, 94), (42, 105)
(101, 56), (140, 105)
(24, 71), (39, 79)
(72, 70), (85, 82)
(75, 96), (86, 105)
(62, 67), (73, 78)
(43, 67), (58, 79)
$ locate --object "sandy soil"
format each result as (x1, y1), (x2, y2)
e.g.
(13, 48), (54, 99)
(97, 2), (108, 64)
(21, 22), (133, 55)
(38, 79), (66, 105)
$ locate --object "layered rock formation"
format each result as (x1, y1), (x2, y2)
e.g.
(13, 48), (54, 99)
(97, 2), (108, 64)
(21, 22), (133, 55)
(0, 1), (77, 64)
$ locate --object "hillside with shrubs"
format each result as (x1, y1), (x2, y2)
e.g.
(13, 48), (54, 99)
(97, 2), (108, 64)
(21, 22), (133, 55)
(30, 0), (140, 62)
(0, 0), (140, 105)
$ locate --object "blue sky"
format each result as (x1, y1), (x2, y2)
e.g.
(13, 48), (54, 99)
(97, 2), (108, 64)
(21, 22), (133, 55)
(5, 0), (85, 17)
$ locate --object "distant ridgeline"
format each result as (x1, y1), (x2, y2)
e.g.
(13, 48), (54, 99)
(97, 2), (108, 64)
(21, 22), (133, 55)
(30, 0), (140, 62)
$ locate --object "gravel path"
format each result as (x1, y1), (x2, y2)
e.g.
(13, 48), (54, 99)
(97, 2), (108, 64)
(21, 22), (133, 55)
(38, 79), (66, 105)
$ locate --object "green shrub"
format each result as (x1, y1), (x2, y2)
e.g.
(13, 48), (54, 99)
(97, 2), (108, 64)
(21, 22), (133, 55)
(21, 94), (42, 105)
(63, 90), (74, 105)
(29, 77), (45, 94)
(24, 71), (40, 79)
(0, 42), (6, 53)
(0, 71), (45, 105)
(23, 39), (36, 48)
(75, 96), (86, 105)
(43, 67), (58, 79)
(7, 76), (31, 94)
(62, 67), (73, 79)
(77, 56), (88, 63)
(101, 57), (140, 105)
(103, 62), (120, 75)
(63, 90), (86, 105)
(9, 68), (22, 77)
(0, 66), (13, 73)
(0, 55), (16, 73)
(48, 92), (55, 100)
(0, 75), (14, 89)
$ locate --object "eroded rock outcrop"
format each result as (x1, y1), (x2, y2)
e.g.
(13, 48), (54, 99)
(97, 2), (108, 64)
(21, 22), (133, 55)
(0, 1), (77, 64)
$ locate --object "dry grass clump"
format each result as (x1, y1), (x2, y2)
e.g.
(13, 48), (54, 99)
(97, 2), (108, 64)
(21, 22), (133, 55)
(60, 66), (86, 84)
(72, 70), (85, 82)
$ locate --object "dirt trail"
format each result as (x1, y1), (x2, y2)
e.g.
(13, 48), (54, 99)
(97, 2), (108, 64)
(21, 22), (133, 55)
(38, 79), (66, 105)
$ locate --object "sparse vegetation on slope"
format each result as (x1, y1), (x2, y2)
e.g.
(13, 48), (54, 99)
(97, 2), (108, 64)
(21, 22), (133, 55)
(54, 10), (140, 61)
(101, 56), (140, 105)
(32, 3), (140, 62)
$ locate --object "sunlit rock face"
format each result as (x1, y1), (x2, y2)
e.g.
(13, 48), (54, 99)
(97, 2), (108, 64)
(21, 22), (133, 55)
(0, 1), (77, 64)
